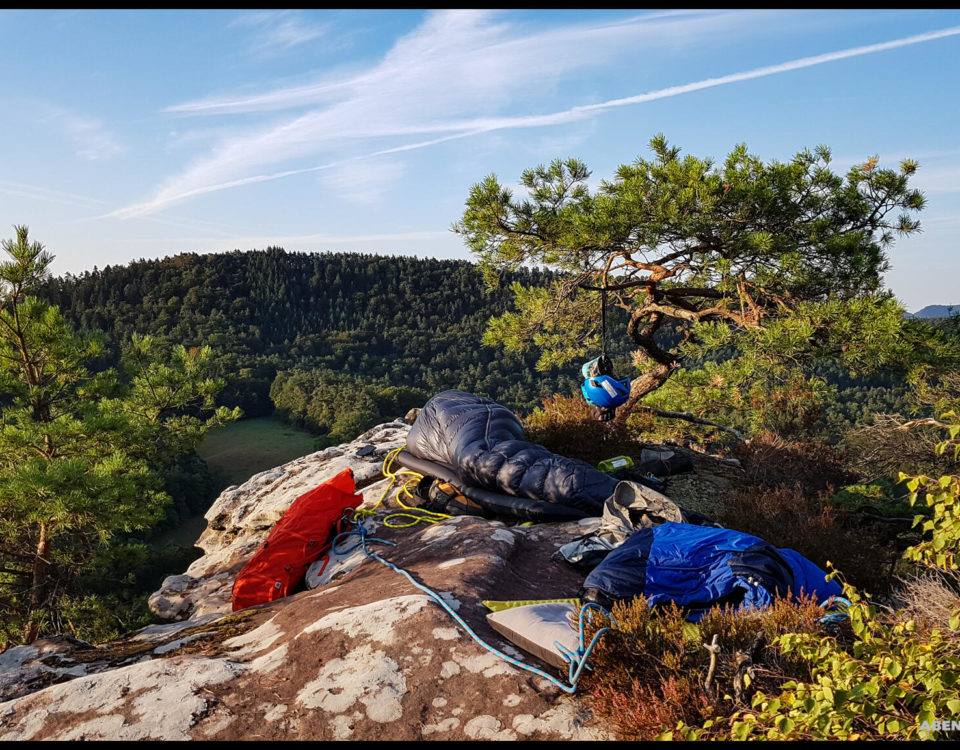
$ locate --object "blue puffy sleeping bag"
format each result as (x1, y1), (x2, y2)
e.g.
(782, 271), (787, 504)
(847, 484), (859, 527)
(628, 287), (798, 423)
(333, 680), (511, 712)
(581, 522), (842, 621)
(403, 390), (617, 515)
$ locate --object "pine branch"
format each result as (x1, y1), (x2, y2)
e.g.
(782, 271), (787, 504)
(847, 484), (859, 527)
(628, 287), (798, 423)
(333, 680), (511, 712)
(633, 405), (746, 442)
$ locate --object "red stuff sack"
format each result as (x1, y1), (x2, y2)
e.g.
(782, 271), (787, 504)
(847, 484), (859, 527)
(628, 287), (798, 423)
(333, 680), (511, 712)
(231, 468), (363, 611)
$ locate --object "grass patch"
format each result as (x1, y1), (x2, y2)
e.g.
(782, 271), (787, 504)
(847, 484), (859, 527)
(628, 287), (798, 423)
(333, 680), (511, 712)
(198, 417), (319, 489)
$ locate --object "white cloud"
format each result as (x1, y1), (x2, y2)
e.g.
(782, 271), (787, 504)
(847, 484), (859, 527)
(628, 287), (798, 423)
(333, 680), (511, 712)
(32, 103), (127, 161)
(62, 114), (128, 160)
(231, 10), (331, 57)
(169, 9), (754, 117)
(0, 180), (106, 209)
(319, 158), (406, 205)
(112, 11), (960, 219)
(106, 128), (489, 218)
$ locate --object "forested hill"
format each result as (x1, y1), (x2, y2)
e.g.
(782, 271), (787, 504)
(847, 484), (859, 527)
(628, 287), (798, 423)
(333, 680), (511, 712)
(907, 304), (959, 319)
(37, 248), (581, 417)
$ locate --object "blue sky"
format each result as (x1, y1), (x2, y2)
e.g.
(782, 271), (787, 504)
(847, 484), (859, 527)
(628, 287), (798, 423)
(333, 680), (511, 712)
(1, 8), (958, 311)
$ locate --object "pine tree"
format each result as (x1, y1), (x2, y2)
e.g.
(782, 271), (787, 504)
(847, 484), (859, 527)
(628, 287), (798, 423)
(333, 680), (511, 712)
(0, 226), (238, 644)
(455, 137), (934, 435)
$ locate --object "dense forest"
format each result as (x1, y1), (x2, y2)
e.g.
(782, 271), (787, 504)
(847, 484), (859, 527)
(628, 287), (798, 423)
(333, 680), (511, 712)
(37, 249), (594, 422)
(37, 248), (924, 444)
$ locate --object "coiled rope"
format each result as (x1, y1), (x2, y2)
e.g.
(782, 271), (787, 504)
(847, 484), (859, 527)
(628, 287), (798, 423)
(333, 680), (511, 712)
(331, 510), (613, 694)
(353, 446), (451, 528)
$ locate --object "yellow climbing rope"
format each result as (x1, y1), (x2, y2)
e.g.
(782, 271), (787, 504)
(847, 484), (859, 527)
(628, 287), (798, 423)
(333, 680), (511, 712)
(353, 446), (452, 528)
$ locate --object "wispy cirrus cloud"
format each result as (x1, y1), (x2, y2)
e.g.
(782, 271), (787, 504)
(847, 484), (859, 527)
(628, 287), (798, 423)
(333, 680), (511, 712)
(168, 9), (744, 118)
(111, 10), (960, 219)
(0, 178), (253, 237)
(318, 157), (407, 205)
(230, 10), (331, 58)
(0, 180), (107, 209)
(33, 102), (127, 161)
(62, 114), (128, 160)
(32, 104), (127, 162)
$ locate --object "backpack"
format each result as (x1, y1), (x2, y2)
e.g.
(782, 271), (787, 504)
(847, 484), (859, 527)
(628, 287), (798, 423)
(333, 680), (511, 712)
(231, 468), (363, 611)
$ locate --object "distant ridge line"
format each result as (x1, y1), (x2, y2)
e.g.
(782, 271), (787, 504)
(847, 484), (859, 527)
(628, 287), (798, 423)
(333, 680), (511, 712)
(906, 304), (960, 319)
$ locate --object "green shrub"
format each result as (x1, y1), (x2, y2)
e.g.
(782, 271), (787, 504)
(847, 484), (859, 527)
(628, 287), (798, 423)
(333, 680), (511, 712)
(831, 478), (915, 518)
(672, 584), (960, 741)
(670, 416), (960, 740)
(55, 593), (157, 645)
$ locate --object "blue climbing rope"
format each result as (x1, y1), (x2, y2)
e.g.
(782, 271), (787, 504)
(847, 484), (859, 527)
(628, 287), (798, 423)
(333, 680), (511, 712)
(818, 596), (852, 628)
(331, 511), (613, 694)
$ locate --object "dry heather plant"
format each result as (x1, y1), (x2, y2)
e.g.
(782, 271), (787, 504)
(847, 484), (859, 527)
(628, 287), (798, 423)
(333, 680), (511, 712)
(842, 413), (955, 481)
(579, 596), (831, 741)
(718, 484), (907, 595)
(733, 431), (854, 495)
(888, 570), (960, 637)
(523, 393), (646, 464)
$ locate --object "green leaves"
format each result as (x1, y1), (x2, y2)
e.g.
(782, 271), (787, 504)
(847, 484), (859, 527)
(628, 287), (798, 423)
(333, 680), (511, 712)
(0, 226), (238, 645)
(270, 368), (428, 441)
(691, 417), (960, 741)
(455, 137), (926, 424)
(0, 225), (54, 299)
(482, 281), (601, 371)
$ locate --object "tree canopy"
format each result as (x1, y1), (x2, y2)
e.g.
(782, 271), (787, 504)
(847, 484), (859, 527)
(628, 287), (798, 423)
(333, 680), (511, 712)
(0, 226), (239, 644)
(37, 249), (575, 417)
(455, 136), (935, 434)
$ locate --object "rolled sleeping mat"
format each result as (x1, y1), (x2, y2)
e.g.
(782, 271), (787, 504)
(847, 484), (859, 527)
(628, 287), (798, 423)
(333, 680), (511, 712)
(459, 484), (590, 522)
(395, 449), (591, 522)
(394, 449), (462, 484)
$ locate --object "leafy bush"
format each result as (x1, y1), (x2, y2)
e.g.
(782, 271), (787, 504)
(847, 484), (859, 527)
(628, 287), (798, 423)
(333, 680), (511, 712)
(0, 541), (200, 647)
(51, 593), (157, 646)
(830, 478), (915, 519)
(670, 416), (960, 740)
(271, 368), (429, 441)
(902, 425), (960, 571)
(674, 585), (960, 741)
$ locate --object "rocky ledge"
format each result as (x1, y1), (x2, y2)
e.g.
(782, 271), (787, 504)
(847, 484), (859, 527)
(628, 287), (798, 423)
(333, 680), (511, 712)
(0, 422), (617, 741)
(0, 420), (743, 741)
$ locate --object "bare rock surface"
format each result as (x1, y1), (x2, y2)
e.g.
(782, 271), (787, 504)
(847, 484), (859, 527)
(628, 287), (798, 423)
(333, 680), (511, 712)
(0, 422), (611, 741)
(660, 444), (745, 518)
(148, 421), (411, 621)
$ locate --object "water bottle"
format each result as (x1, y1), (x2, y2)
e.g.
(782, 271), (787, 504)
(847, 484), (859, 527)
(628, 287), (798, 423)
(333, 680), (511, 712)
(598, 455), (634, 472)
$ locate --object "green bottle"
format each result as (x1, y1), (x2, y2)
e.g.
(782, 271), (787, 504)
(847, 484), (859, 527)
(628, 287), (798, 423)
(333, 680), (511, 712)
(598, 455), (633, 472)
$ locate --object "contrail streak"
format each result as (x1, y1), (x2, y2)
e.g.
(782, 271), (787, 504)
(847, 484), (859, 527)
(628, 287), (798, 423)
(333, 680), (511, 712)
(112, 25), (960, 218)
